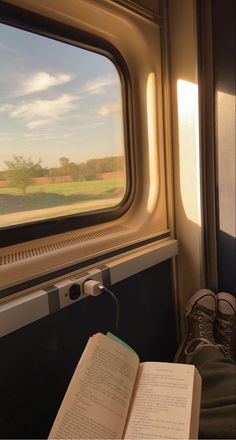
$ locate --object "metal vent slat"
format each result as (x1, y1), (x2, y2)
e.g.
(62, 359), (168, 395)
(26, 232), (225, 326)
(0, 224), (127, 266)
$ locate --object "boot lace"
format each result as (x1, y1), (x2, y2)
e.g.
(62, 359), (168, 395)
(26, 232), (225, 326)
(216, 316), (233, 351)
(185, 309), (231, 362)
(193, 309), (215, 341)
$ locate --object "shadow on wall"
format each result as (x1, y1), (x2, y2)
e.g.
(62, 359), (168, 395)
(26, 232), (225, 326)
(213, 0), (236, 296)
(217, 230), (236, 296)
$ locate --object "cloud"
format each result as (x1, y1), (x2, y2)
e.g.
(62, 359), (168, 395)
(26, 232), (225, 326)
(24, 132), (52, 138)
(23, 132), (57, 142)
(0, 41), (18, 54)
(0, 104), (14, 114)
(0, 134), (20, 142)
(82, 77), (117, 95)
(26, 119), (50, 129)
(7, 94), (77, 129)
(98, 102), (121, 116)
(19, 71), (73, 95)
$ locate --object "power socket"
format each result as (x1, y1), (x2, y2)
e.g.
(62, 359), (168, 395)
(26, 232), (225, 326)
(57, 268), (103, 308)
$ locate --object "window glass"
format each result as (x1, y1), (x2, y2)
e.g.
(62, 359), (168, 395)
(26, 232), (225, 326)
(0, 24), (126, 228)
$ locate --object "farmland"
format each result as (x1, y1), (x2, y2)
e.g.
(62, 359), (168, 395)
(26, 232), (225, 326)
(0, 178), (125, 227)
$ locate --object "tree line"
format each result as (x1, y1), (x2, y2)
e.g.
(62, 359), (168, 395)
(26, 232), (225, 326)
(0, 155), (124, 195)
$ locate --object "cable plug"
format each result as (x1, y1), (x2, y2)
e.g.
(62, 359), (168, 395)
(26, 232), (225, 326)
(83, 279), (103, 296)
(82, 280), (119, 335)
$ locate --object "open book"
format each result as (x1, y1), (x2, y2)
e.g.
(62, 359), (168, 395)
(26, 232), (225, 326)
(48, 332), (201, 439)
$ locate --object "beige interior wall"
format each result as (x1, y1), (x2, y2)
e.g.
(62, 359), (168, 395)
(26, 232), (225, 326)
(167, 0), (205, 327)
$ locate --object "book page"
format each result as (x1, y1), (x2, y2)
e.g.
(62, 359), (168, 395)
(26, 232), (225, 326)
(123, 362), (201, 439)
(48, 333), (139, 439)
(189, 368), (202, 439)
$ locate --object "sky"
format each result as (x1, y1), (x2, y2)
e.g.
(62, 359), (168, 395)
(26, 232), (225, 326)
(0, 23), (124, 170)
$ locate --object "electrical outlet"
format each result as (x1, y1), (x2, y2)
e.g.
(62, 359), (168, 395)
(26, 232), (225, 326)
(57, 268), (103, 308)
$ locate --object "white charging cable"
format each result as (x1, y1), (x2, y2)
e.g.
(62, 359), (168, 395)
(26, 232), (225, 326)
(83, 279), (120, 335)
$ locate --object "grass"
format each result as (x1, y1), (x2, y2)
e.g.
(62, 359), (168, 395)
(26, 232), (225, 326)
(0, 178), (125, 215)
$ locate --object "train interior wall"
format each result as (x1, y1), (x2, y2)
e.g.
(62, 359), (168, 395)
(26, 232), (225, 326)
(0, 0), (235, 439)
(212, 0), (236, 295)
(0, 260), (177, 439)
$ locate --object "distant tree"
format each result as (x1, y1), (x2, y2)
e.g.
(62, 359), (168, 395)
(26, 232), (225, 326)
(48, 167), (60, 180)
(45, 156), (125, 183)
(76, 162), (87, 181)
(68, 162), (80, 181)
(33, 163), (48, 177)
(59, 157), (70, 176)
(82, 156), (124, 179)
(0, 170), (6, 181)
(66, 156), (125, 181)
(4, 155), (42, 195)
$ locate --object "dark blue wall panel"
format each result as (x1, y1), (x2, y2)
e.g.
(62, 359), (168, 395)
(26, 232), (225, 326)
(0, 260), (177, 439)
(212, 0), (236, 295)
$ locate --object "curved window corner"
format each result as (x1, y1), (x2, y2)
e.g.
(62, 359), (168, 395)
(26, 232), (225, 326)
(0, 19), (130, 246)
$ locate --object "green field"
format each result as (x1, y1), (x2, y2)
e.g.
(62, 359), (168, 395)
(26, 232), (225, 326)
(0, 178), (125, 215)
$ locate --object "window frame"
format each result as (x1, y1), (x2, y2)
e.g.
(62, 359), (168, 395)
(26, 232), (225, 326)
(0, 1), (135, 248)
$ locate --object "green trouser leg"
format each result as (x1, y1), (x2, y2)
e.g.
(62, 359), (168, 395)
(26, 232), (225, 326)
(192, 346), (236, 439)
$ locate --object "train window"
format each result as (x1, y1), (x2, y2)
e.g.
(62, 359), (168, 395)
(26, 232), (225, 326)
(0, 22), (127, 242)
(0, 0), (172, 295)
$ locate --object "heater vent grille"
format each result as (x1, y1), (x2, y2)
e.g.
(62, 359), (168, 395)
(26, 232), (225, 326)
(0, 224), (127, 266)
